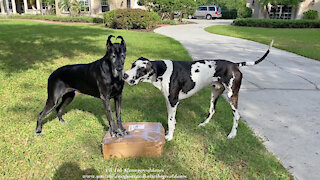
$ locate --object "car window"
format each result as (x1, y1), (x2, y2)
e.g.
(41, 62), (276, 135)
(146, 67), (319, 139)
(209, 7), (216, 11)
(197, 7), (207, 11)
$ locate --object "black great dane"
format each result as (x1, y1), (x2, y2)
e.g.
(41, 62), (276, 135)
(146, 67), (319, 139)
(36, 35), (128, 137)
(123, 40), (273, 141)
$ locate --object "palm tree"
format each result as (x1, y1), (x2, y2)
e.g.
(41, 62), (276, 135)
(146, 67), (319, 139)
(58, 0), (73, 15)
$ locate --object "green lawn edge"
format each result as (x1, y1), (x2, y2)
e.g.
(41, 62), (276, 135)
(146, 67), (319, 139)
(205, 25), (320, 61)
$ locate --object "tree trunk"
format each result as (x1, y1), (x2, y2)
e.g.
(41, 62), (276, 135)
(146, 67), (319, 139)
(5, 0), (10, 15)
(0, 0), (6, 14)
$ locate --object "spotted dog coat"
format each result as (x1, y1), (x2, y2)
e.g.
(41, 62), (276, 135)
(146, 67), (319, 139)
(124, 41), (273, 141)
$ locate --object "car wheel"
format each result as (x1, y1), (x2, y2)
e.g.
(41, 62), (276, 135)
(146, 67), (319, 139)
(206, 14), (212, 20)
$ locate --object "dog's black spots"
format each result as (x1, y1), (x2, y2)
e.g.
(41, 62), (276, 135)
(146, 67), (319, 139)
(208, 65), (212, 68)
(195, 69), (199, 73)
(151, 61), (167, 78)
(168, 61), (195, 107)
(232, 109), (235, 113)
(198, 60), (206, 64)
(158, 77), (163, 81)
(138, 57), (149, 61)
(148, 72), (154, 78)
(213, 60), (237, 85)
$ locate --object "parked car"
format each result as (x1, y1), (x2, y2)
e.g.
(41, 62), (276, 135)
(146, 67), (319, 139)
(189, 5), (222, 20)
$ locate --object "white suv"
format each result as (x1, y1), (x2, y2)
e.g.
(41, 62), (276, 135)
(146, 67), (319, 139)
(190, 6), (222, 20)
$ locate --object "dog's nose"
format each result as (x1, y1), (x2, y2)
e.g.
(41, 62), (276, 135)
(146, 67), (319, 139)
(129, 80), (135, 84)
(123, 73), (129, 80)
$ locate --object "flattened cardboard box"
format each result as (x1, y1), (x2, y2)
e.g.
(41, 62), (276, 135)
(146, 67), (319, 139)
(102, 122), (165, 159)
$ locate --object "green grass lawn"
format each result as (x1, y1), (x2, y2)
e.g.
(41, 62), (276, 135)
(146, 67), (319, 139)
(205, 25), (320, 61)
(0, 20), (292, 179)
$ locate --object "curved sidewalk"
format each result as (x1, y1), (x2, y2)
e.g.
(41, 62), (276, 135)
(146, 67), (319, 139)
(154, 19), (320, 180)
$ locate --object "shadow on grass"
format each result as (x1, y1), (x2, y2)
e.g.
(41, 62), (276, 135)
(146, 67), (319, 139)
(53, 162), (98, 180)
(0, 22), (113, 76)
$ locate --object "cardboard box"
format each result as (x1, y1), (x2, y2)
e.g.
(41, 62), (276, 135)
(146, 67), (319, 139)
(102, 122), (165, 159)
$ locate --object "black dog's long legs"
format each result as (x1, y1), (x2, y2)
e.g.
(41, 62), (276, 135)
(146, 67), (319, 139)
(114, 95), (128, 135)
(56, 91), (75, 123)
(36, 100), (56, 135)
(101, 98), (119, 137)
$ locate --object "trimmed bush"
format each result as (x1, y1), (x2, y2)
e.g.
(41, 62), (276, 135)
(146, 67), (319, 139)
(303, 10), (319, 20)
(222, 9), (237, 19)
(0, 14), (104, 23)
(103, 9), (161, 29)
(233, 18), (320, 28)
(237, 7), (252, 18)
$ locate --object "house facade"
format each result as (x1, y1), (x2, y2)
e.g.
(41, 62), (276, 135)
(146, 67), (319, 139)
(0, 0), (143, 16)
(246, 0), (320, 19)
(55, 0), (144, 17)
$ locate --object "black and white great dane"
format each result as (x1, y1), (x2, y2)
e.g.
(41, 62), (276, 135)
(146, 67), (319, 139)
(36, 35), (128, 137)
(123, 40), (273, 141)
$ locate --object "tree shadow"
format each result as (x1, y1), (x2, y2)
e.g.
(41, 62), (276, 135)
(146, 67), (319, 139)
(0, 21), (115, 76)
(53, 162), (98, 180)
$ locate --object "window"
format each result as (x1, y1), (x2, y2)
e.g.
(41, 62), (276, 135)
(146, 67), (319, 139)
(42, 2), (47, 10)
(8, 0), (12, 10)
(209, 7), (215, 11)
(269, 4), (292, 19)
(101, 0), (109, 12)
(127, 0), (131, 8)
(197, 7), (207, 11)
(80, 0), (89, 13)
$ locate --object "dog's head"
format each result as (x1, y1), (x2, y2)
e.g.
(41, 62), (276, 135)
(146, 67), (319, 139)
(105, 35), (126, 78)
(123, 57), (154, 85)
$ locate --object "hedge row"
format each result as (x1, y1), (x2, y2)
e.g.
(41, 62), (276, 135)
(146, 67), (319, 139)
(0, 14), (104, 23)
(233, 18), (320, 28)
(104, 9), (161, 30)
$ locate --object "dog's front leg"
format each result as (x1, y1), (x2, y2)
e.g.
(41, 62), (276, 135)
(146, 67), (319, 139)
(114, 95), (128, 136)
(101, 97), (119, 137)
(165, 99), (179, 141)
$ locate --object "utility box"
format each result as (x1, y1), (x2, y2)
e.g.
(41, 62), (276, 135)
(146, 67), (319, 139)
(102, 122), (165, 159)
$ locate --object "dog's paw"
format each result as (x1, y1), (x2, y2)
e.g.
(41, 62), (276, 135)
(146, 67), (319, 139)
(198, 122), (207, 127)
(117, 128), (129, 136)
(35, 131), (42, 136)
(59, 119), (67, 124)
(227, 132), (236, 139)
(165, 134), (173, 141)
(110, 129), (121, 137)
(121, 128), (129, 136)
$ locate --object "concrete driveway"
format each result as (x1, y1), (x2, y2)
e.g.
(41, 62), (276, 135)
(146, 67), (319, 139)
(154, 19), (320, 180)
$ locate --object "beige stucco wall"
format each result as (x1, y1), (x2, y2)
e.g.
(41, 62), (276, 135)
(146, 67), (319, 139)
(55, 0), (143, 16)
(247, 0), (320, 19)
(296, 0), (320, 19)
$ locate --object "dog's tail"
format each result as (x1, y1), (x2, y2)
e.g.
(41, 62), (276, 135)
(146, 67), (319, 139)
(237, 40), (274, 67)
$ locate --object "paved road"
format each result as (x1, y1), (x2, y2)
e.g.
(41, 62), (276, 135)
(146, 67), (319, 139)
(154, 19), (320, 180)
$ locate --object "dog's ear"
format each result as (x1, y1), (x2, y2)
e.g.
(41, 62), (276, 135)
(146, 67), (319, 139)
(138, 57), (149, 61)
(106, 35), (115, 47)
(116, 36), (125, 46)
(146, 61), (152, 72)
(116, 36), (126, 52)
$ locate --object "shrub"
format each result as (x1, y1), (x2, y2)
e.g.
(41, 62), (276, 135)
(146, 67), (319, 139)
(237, 7), (252, 18)
(103, 9), (161, 29)
(0, 14), (104, 23)
(161, 19), (178, 25)
(303, 10), (319, 20)
(222, 9), (237, 19)
(233, 18), (320, 28)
